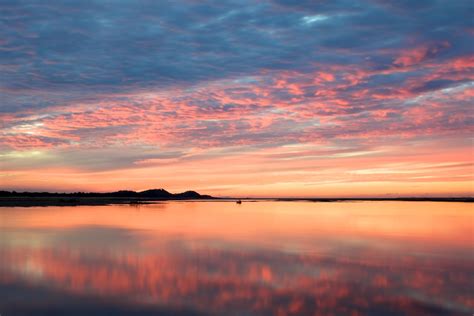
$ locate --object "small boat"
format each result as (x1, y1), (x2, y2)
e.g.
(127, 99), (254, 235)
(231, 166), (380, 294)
(236, 200), (242, 204)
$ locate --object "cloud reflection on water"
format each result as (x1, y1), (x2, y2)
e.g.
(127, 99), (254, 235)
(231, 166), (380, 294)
(0, 202), (472, 315)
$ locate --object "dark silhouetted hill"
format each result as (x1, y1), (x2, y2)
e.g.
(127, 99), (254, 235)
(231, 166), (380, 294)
(139, 189), (172, 198)
(0, 189), (213, 200)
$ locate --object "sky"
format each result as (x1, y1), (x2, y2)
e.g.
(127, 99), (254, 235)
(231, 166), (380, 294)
(0, 0), (473, 197)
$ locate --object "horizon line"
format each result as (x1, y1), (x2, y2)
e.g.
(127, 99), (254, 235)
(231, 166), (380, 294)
(1, 189), (472, 200)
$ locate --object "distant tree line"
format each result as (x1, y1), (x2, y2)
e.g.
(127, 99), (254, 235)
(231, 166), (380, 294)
(0, 189), (213, 199)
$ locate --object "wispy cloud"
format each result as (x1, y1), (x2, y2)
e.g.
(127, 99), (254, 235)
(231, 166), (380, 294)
(0, 0), (472, 195)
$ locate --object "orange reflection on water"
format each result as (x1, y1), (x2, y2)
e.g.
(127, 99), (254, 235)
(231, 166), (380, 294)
(0, 201), (473, 315)
(1, 201), (472, 248)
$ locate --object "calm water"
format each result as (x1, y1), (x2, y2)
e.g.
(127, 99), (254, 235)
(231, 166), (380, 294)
(0, 201), (472, 315)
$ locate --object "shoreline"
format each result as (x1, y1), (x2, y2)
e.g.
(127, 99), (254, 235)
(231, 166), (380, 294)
(0, 197), (218, 207)
(0, 196), (472, 207)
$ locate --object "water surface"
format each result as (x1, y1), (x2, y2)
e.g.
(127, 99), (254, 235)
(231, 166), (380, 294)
(0, 201), (472, 315)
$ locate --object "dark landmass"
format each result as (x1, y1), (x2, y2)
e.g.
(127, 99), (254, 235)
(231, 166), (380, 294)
(0, 190), (472, 207)
(275, 197), (474, 203)
(0, 189), (214, 207)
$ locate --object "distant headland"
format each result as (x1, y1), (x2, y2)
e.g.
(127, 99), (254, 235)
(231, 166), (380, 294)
(0, 189), (472, 207)
(0, 189), (214, 207)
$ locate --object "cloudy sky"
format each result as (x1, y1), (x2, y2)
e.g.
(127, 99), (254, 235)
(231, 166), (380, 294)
(1, 0), (473, 197)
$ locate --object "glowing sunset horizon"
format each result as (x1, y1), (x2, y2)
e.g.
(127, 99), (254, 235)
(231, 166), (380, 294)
(1, 1), (473, 197)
